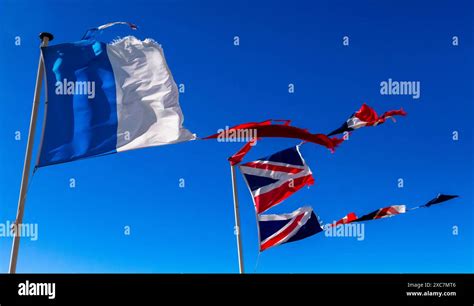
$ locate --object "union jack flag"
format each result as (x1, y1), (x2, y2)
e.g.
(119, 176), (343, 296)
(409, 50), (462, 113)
(239, 146), (314, 214)
(354, 205), (406, 222)
(258, 206), (323, 252)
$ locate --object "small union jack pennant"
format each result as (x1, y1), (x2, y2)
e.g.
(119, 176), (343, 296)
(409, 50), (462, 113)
(354, 205), (406, 222)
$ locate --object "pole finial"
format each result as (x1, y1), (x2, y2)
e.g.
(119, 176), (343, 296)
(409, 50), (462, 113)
(39, 32), (54, 42)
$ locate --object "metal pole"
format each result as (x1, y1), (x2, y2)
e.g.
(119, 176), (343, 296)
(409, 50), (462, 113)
(230, 164), (245, 274)
(9, 32), (53, 273)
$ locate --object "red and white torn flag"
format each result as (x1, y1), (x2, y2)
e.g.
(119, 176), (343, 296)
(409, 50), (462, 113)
(205, 120), (343, 152)
(330, 212), (358, 227)
(327, 103), (406, 136)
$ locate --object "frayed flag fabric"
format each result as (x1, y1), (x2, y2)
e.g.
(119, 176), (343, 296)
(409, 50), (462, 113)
(331, 212), (358, 227)
(205, 120), (343, 152)
(228, 137), (259, 166)
(421, 194), (459, 208)
(327, 103), (406, 136)
(354, 205), (406, 222)
(37, 35), (195, 167)
(258, 206), (322, 252)
(239, 146), (314, 214)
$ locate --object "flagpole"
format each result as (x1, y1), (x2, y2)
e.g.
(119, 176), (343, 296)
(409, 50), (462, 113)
(9, 32), (53, 274)
(230, 164), (245, 274)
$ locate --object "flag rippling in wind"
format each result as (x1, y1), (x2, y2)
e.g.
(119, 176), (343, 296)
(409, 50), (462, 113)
(37, 32), (195, 167)
(421, 194), (459, 208)
(258, 207), (322, 251)
(228, 137), (259, 166)
(327, 103), (406, 136)
(354, 205), (406, 222)
(331, 212), (358, 227)
(239, 146), (314, 214)
(205, 120), (343, 152)
(328, 193), (459, 227)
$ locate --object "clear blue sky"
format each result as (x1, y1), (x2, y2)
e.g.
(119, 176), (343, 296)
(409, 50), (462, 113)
(0, 0), (472, 273)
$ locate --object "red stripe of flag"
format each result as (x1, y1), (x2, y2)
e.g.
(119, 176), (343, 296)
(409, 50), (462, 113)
(260, 213), (305, 251)
(331, 212), (358, 227)
(204, 120), (343, 152)
(242, 162), (304, 174)
(228, 138), (259, 166)
(374, 206), (399, 219)
(254, 174), (314, 213)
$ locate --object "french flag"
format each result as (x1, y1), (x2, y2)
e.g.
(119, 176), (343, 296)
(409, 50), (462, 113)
(37, 34), (195, 167)
(239, 146), (314, 214)
(258, 206), (323, 252)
